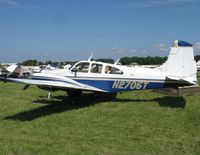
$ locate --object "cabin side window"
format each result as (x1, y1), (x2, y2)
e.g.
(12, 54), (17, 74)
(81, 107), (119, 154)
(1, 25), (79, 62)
(105, 66), (123, 74)
(90, 63), (102, 73)
(73, 62), (89, 73)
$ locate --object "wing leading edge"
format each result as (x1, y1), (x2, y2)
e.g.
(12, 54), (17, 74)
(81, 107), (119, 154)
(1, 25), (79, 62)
(4, 73), (106, 92)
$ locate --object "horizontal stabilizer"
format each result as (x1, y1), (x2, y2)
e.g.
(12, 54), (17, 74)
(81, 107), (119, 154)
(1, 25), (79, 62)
(181, 77), (197, 85)
(166, 75), (180, 81)
(167, 75), (197, 85)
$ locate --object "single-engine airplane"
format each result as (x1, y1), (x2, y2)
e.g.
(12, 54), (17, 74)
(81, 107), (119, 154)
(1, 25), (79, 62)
(0, 40), (197, 101)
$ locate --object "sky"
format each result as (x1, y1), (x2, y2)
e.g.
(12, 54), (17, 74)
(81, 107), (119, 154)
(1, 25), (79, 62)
(0, 0), (200, 63)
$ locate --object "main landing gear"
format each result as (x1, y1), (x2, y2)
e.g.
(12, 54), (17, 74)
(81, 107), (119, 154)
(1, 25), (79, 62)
(93, 92), (117, 100)
(67, 90), (82, 103)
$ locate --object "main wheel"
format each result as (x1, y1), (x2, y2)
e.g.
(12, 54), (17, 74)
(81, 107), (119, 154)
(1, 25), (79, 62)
(94, 92), (117, 100)
(67, 90), (82, 103)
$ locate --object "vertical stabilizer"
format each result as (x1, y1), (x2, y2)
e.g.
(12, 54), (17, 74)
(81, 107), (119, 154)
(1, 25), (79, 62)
(160, 40), (197, 84)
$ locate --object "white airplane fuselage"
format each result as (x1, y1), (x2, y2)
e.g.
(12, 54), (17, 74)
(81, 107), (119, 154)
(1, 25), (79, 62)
(0, 40), (197, 95)
(32, 60), (190, 93)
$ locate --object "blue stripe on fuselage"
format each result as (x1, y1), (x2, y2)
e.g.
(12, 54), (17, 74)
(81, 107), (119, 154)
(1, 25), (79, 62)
(74, 79), (184, 92)
(30, 75), (188, 92)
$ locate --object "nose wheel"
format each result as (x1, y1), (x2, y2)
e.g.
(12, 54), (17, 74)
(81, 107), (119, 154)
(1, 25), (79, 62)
(47, 91), (52, 99)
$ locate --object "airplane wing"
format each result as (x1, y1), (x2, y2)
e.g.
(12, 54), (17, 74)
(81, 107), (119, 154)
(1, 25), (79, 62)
(2, 73), (106, 92)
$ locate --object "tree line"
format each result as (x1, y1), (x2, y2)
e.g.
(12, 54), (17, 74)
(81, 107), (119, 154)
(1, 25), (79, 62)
(19, 55), (200, 66)
(119, 56), (167, 65)
(19, 60), (77, 67)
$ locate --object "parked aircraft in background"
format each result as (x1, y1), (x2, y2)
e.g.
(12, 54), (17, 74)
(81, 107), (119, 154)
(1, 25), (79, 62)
(28, 64), (58, 73)
(0, 40), (197, 101)
(197, 60), (200, 71)
(0, 64), (31, 78)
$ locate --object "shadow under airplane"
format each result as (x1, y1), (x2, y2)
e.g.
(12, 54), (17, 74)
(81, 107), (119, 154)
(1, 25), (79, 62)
(5, 93), (186, 122)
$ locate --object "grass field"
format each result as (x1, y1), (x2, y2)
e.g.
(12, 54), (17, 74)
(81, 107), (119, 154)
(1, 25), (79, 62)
(0, 73), (200, 154)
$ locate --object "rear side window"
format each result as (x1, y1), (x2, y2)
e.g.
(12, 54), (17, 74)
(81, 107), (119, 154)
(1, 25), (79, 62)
(105, 66), (123, 74)
(90, 63), (102, 73)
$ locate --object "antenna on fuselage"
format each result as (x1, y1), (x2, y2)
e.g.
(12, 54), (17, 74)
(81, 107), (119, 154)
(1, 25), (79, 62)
(87, 55), (93, 61)
(114, 58), (121, 65)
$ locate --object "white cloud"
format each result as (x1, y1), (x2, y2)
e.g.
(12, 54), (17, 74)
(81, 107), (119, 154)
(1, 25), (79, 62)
(18, 5), (38, 9)
(111, 46), (137, 54)
(118, 0), (198, 9)
(194, 42), (200, 51)
(129, 49), (137, 53)
(43, 52), (52, 56)
(152, 0), (197, 5)
(140, 49), (148, 53)
(43, 51), (64, 57)
(0, 0), (16, 5)
(0, 0), (37, 9)
(111, 46), (125, 53)
(155, 43), (169, 52)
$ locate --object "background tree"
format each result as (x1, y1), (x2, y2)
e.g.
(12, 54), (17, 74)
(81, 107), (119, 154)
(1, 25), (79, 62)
(120, 56), (167, 65)
(95, 58), (114, 64)
(22, 59), (38, 66)
(195, 55), (200, 62)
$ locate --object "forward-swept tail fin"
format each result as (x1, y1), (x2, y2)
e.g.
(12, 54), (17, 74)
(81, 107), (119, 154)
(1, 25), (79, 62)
(0, 64), (28, 78)
(0, 64), (9, 77)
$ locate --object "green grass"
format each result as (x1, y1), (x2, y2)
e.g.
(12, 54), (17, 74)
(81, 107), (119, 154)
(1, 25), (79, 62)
(0, 72), (200, 154)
